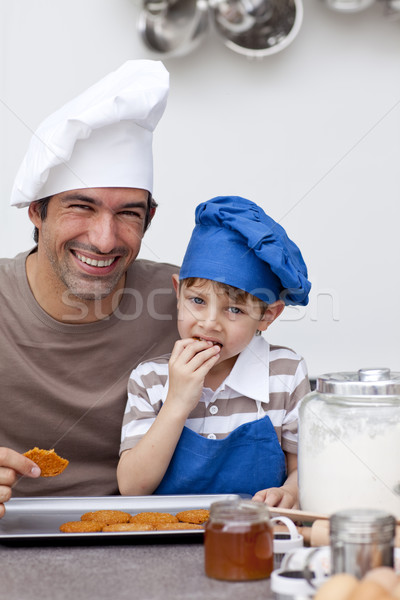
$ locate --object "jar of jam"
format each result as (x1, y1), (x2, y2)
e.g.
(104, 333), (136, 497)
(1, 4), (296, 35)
(204, 499), (273, 581)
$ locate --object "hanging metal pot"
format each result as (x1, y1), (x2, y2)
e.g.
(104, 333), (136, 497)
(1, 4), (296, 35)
(382, 0), (400, 19)
(209, 0), (303, 58)
(322, 0), (375, 12)
(138, 0), (210, 57)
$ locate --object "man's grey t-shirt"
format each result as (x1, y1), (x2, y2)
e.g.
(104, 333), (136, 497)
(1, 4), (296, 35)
(0, 250), (179, 496)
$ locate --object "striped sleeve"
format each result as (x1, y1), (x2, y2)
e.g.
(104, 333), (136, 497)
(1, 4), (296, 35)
(268, 345), (310, 454)
(119, 355), (170, 454)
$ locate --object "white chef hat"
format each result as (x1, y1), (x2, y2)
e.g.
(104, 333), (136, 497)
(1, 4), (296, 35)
(10, 60), (169, 208)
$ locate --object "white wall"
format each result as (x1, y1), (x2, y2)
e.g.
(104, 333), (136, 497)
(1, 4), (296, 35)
(1, 0), (399, 378)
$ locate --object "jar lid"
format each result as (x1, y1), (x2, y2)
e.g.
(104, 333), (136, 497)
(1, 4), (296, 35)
(330, 508), (396, 543)
(316, 368), (400, 396)
(209, 499), (270, 523)
(272, 516), (304, 553)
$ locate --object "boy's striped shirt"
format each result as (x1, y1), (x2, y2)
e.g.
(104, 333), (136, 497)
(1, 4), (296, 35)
(121, 337), (310, 455)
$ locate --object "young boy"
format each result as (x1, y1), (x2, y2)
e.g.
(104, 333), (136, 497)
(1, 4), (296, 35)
(117, 195), (311, 508)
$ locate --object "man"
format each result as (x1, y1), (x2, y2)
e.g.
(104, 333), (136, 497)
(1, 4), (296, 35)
(0, 60), (178, 516)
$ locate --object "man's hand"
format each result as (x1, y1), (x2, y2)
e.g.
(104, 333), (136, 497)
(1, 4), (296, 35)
(0, 447), (41, 518)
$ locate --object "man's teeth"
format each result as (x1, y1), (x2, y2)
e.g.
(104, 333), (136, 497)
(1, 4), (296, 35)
(75, 253), (115, 267)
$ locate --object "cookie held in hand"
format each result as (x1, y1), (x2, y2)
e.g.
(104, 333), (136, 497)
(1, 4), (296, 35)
(23, 447), (69, 477)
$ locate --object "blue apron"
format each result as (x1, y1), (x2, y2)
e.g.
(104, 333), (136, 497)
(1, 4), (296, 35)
(154, 415), (286, 497)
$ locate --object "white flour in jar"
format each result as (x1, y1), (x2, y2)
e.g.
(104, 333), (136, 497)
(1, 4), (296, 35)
(299, 400), (400, 518)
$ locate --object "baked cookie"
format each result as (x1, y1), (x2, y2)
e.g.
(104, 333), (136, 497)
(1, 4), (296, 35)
(60, 520), (103, 533)
(81, 510), (131, 524)
(130, 512), (179, 526)
(176, 509), (210, 524)
(155, 522), (204, 531)
(23, 447), (69, 477)
(102, 523), (154, 532)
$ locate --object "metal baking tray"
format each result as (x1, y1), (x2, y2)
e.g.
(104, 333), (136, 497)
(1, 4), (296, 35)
(0, 494), (243, 545)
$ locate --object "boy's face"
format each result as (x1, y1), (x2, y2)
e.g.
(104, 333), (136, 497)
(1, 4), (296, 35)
(172, 276), (283, 367)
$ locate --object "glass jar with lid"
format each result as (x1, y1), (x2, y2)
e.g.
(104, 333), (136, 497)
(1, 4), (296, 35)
(298, 368), (400, 518)
(204, 499), (273, 581)
(330, 508), (396, 577)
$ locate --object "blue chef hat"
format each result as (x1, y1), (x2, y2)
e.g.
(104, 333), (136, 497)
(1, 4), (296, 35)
(179, 196), (311, 306)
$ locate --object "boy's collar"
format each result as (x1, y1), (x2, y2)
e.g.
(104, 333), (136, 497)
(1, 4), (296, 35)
(224, 336), (270, 403)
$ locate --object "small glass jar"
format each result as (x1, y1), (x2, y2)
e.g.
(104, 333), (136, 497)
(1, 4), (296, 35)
(330, 508), (396, 578)
(298, 368), (400, 517)
(204, 499), (273, 581)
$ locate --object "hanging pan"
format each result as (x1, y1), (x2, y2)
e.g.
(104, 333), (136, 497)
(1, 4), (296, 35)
(209, 0), (304, 58)
(138, 0), (210, 57)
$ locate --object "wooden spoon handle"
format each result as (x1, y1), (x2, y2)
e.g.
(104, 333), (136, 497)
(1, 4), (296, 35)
(268, 506), (400, 526)
(268, 506), (329, 523)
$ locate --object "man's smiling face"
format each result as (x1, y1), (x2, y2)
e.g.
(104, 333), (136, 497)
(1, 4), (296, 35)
(30, 187), (149, 301)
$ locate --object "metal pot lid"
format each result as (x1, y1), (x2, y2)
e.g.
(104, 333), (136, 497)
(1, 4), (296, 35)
(316, 368), (400, 396)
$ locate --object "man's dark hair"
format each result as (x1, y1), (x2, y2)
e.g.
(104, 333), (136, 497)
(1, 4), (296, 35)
(32, 192), (157, 244)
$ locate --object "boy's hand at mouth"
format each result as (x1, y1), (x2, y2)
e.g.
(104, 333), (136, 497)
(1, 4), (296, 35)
(165, 338), (221, 418)
(192, 336), (223, 349)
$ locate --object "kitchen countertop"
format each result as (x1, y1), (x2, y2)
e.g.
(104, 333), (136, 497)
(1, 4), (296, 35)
(0, 539), (274, 600)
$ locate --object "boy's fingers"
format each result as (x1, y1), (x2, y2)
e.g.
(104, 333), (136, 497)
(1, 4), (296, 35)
(181, 338), (213, 353)
(263, 489), (281, 507)
(171, 339), (215, 365)
(170, 338), (202, 359)
(193, 351), (221, 375)
(185, 345), (220, 370)
(252, 490), (267, 503)
(276, 493), (296, 509)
